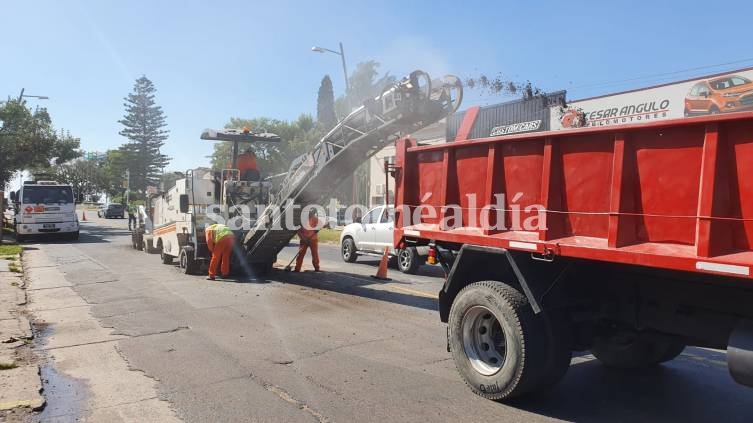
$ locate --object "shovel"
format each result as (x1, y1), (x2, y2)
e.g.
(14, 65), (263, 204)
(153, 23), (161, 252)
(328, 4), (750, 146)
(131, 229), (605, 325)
(284, 250), (300, 272)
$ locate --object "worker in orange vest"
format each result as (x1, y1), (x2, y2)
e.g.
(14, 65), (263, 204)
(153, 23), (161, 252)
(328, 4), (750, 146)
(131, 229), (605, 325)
(236, 147), (260, 181)
(205, 223), (235, 280)
(295, 209), (321, 272)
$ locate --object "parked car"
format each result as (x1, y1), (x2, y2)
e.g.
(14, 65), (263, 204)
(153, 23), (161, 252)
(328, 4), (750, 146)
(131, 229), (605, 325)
(684, 74), (753, 116)
(339, 205), (427, 274)
(99, 203), (125, 219)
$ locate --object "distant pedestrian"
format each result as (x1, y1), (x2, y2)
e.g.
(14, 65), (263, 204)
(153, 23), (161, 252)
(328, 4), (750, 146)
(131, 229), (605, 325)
(294, 208), (321, 272)
(127, 203), (137, 231)
(205, 223), (235, 280)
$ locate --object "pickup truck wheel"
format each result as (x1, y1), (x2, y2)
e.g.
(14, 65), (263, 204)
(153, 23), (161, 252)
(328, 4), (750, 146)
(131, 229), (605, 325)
(397, 247), (420, 274)
(341, 237), (358, 263)
(448, 281), (550, 400)
(591, 331), (680, 368)
(179, 248), (198, 275)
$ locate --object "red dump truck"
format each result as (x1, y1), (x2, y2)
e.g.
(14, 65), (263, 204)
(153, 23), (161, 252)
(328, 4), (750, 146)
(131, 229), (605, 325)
(394, 110), (753, 400)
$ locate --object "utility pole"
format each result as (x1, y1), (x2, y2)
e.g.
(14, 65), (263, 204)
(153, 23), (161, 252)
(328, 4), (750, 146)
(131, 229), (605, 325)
(125, 169), (130, 205)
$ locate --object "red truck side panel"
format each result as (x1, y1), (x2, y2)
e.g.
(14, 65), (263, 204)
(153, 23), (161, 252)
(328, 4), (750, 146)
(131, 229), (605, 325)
(395, 112), (753, 279)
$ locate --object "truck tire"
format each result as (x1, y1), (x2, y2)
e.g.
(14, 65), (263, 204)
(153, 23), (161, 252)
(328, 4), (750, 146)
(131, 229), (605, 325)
(397, 247), (421, 274)
(591, 331), (683, 368)
(179, 248), (198, 275)
(448, 281), (552, 400)
(341, 237), (358, 263)
(160, 246), (173, 264)
(537, 308), (573, 390)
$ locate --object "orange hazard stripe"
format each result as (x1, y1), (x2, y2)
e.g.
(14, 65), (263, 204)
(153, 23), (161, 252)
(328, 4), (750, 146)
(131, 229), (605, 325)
(153, 222), (176, 236)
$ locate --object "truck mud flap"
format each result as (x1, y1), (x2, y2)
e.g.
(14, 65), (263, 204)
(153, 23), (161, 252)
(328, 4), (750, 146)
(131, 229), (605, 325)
(729, 319), (753, 387)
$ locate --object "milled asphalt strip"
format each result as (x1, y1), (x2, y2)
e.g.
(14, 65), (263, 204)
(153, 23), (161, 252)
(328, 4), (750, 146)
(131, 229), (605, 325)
(24, 246), (182, 422)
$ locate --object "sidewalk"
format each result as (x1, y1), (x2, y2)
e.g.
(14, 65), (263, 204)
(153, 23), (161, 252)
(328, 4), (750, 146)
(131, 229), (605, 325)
(0, 240), (44, 422)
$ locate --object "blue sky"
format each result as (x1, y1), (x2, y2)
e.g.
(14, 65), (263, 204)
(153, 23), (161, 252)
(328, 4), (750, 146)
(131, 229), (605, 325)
(4, 0), (753, 172)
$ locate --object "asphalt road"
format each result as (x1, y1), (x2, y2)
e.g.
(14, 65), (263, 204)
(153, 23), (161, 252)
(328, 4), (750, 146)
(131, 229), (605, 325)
(28, 216), (753, 422)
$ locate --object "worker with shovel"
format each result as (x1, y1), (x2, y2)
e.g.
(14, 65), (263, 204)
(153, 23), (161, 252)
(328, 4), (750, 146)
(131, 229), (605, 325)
(294, 208), (320, 272)
(205, 223), (235, 280)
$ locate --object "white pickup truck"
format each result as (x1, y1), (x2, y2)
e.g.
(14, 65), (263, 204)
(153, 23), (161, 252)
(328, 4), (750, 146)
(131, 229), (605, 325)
(339, 205), (427, 274)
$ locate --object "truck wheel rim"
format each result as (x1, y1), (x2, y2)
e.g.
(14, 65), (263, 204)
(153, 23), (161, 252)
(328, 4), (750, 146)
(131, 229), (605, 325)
(180, 252), (186, 269)
(461, 306), (506, 376)
(399, 250), (411, 269)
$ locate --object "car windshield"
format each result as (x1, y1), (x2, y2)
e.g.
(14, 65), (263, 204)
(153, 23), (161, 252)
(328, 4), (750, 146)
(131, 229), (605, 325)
(108, 204), (123, 210)
(21, 186), (74, 204)
(710, 76), (752, 90)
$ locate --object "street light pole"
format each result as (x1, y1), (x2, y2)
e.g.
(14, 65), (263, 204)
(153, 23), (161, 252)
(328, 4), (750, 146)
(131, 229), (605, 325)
(338, 42), (350, 101)
(312, 42), (363, 205)
(311, 42), (351, 112)
(17, 88), (50, 102)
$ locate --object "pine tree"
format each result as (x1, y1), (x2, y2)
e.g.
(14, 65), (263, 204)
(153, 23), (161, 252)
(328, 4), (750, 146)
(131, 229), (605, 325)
(316, 75), (338, 131)
(118, 76), (170, 192)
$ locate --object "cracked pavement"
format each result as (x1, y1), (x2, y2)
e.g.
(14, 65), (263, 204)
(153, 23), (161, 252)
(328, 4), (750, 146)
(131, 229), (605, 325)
(20, 216), (753, 422)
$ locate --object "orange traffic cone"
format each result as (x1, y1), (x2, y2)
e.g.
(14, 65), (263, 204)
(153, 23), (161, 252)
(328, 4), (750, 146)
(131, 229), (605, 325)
(371, 247), (391, 281)
(81, 210), (87, 221)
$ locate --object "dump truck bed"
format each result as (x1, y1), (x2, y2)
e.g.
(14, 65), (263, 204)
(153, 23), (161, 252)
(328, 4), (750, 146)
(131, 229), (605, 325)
(395, 111), (753, 280)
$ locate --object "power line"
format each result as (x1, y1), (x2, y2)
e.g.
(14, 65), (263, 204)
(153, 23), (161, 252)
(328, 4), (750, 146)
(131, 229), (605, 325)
(570, 57), (753, 91)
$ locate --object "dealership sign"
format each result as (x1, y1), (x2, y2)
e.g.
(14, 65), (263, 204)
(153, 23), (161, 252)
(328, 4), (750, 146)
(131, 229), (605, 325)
(552, 67), (753, 130)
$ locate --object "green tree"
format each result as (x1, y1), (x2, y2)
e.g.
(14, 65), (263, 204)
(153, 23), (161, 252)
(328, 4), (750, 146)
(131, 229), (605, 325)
(209, 115), (320, 176)
(54, 158), (109, 202)
(316, 75), (337, 130)
(100, 149), (129, 198)
(0, 101), (80, 187)
(118, 76), (170, 193)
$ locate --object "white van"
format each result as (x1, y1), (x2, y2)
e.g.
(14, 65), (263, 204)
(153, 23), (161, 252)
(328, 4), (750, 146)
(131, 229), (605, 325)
(10, 181), (79, 242)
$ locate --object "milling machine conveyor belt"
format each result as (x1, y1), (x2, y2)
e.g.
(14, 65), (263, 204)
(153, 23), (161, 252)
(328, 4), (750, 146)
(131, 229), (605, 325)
(242, 70), (462, 269)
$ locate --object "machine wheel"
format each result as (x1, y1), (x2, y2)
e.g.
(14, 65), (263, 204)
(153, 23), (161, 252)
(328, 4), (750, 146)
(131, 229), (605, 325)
(397, 247), (420, 274)
(709, 105), (720, 115)
(159, 243), (173, 264)
(179, 248), (198, 275)
(249, 261), (272, 276)
(143, 239), (155, 254)
(341, 237), (358, 263)
(657, 339), (686, 363)
(448, 281), (555, 400)
(591, 331), (683, 368)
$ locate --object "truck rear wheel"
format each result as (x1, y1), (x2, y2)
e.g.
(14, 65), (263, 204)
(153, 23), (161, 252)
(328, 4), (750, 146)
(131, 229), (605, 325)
(179, 248), (198, 275)
(591, 331), (685, 368)
(448, 281), (557, 400)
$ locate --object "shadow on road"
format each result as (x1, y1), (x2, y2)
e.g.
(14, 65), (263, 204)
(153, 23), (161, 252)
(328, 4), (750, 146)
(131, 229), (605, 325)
(506, 348), (752, 422)
(270, 269), (438, 311)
